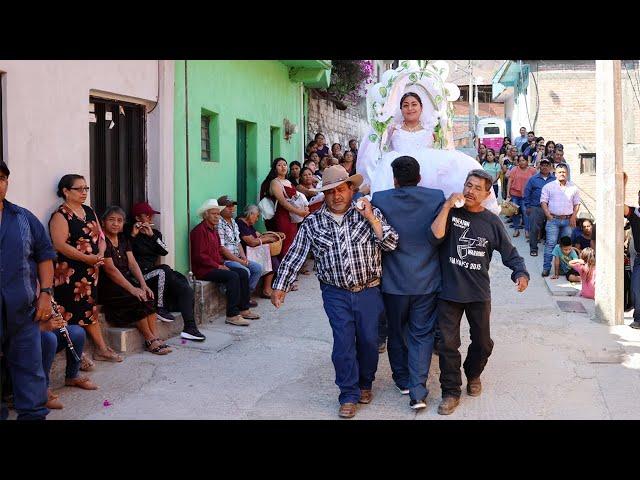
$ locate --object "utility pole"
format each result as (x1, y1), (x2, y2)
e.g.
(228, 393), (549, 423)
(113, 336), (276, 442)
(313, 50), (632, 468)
(595, 60), (624, 325)
(468, 60), (474, 148)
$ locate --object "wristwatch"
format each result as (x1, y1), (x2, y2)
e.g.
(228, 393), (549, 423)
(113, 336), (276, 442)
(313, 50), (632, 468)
(40, 287), (54, 295)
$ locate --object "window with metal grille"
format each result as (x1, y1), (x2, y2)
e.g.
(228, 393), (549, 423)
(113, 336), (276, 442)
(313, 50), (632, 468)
(580, 153), (596, 175)
(201, 109), (219, 162)
(457, 85), (493, 103)
(201, 114), (211, 162)
(89, 96), (146, 219)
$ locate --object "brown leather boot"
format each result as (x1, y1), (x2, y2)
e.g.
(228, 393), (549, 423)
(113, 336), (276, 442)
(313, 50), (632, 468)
(467, 377), (482, 397)
(338, 402), (357, 418)
(358, 389), (373, 404)
(437, 396), (460, 415)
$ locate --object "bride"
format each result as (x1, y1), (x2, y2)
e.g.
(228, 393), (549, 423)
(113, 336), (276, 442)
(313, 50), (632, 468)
(357, 61), (500, 214)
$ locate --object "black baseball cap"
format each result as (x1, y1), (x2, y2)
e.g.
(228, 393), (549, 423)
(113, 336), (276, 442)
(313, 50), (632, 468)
(0, 161), (10, 177)
(539, 158), (551, 165)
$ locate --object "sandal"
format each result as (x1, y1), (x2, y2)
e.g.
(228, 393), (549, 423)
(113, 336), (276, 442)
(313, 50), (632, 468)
(94, 348), (124, 363)
(80, 352), (95, 371)
(290, 283), (299, 291)
(513, 230), (520, 238)
(144, 339), (171, 355)
(152, 338), (172, 350)
(65, 375), (99, 390)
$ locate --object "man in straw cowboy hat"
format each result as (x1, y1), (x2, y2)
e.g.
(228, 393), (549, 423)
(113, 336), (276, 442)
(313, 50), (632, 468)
(271, 165), (399, 418)
(190, 198), (259, 327)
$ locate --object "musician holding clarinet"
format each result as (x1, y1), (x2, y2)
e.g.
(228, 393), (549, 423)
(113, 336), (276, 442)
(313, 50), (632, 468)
(40, 298), (98, 411)
(0, 160), (58, 420)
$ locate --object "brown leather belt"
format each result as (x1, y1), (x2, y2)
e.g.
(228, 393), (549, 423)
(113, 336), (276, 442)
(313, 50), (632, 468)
(348, 278), (381, 293)
(551, 214), (572, 219)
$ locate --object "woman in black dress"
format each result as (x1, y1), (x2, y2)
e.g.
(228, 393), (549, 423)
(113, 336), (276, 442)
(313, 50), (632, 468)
(49, 174), (123, 365)
(99, 206), (171, 355)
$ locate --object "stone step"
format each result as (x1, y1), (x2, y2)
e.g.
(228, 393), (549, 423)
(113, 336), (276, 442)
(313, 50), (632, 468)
(544, 276), (580, 296)
(48, 280), (229, 388)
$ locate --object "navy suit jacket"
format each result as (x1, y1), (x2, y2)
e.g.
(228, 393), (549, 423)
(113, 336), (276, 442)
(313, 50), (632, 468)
(372, 186), (445, 295)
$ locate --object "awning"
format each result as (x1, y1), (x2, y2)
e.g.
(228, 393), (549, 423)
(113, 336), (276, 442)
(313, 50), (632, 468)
(279, 60), (332, 88)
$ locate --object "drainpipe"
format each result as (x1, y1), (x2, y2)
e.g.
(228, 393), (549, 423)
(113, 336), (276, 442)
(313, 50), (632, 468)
(184, 60), (191, 268)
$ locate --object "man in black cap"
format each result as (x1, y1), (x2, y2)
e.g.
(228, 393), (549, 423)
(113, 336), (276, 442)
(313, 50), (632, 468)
(0, 160), (57, 419)
(129, 201), (206, 342)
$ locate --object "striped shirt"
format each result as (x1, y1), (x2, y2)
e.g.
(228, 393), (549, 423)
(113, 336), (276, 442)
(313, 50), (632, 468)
(540, 179), (581, 216)
(272, 202), (398, 292)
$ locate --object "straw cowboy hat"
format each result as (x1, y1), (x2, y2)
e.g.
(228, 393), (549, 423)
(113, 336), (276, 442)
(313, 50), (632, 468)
(197, 198), (224, 216)
(312, 164), (363, 192)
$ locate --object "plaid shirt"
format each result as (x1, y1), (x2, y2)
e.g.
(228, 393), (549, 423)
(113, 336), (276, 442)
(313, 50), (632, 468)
(272, 202), (398, 292)
(217, 218), (241, 257)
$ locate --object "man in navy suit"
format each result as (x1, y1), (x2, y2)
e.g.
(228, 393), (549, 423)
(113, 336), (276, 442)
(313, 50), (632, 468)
(371, 156), (445, 410)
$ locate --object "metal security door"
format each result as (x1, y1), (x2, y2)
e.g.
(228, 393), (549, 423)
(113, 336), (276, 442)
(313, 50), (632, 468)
(89, 97), (146, 218)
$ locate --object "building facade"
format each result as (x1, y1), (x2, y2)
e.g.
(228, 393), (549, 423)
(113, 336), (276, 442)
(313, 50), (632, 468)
(493, 60), (640, 216)
(173, 60), (331, 274)
(0, 60), (174, 243)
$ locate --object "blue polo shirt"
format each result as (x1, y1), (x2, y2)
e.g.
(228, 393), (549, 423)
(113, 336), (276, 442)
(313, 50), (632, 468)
(0, 200), (57, 330)
(523, 172), (556, 209)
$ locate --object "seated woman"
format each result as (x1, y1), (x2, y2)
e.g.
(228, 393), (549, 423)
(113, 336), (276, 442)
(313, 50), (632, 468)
(40, 303), (98, 410)
(236, 205), (285, 298)
(296, 167), (317, 201)
(331, 143), (344, 161)
(340, 150), (357, 175)
(288, 160), (302, 186)
(99, 206), (171, 355)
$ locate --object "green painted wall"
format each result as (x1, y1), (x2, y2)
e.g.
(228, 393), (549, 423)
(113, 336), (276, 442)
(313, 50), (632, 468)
(173, 61), (304, 274)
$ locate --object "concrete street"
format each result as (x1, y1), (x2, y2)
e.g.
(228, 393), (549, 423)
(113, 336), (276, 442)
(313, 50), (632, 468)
(47, 223), (640, 420)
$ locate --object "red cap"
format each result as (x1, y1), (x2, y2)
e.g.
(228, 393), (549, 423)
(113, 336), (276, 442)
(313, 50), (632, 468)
(132, 202), (160, 217)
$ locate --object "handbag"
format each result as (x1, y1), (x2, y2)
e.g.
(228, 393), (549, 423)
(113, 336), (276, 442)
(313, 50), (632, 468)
(258, 196), (277, 220)
(263, 231), (285, 256)
(500, 200), (519, 217)
(246, 243), (273, 274)
(288, 191), (309, 224)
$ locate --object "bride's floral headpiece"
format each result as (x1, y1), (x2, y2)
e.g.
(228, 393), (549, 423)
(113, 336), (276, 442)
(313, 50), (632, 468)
(366, 60), (460, 150)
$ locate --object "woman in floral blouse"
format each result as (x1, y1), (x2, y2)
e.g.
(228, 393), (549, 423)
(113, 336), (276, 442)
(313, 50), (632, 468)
(49, 174), (123, 365)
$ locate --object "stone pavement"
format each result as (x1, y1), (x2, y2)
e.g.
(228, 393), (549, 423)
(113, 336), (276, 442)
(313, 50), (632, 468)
(45, 220), (640, 420)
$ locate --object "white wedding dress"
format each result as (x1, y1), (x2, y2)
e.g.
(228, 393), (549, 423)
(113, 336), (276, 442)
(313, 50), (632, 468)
(361, 128), (500, 214)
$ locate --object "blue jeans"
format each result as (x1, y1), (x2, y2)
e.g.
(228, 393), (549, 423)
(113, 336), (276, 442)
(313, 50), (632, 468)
(0, 317), (48, 420)
(224, 260), (263, 292)
(511, 195), (528, 231)
(543, 218), (573, 271)
(41, 325), (86, 387)
(633, 257), (640, 322)
(383, 293), (438, 402)
(320, 282), (383, 405)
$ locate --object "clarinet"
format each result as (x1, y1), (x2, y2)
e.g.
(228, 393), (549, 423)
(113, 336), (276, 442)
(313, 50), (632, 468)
(51, 299), (81, 363)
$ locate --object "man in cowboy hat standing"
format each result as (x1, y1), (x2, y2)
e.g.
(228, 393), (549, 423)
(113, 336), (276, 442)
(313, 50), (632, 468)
(190, 199), (259, 326)
(272, 165), (398, 418)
